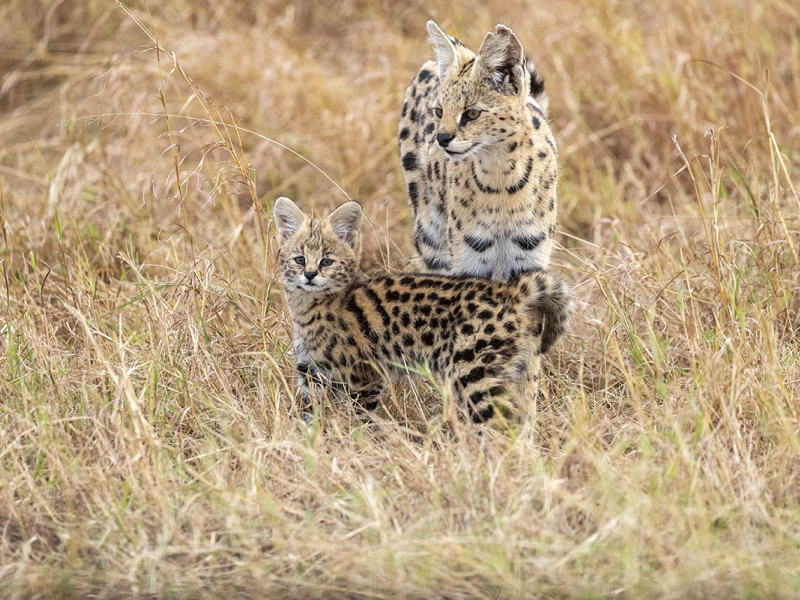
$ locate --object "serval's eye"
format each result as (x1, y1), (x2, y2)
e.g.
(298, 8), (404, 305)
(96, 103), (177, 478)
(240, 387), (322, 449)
(319, 258), (333, 267)
(464, 108), (482, 121)
(294, 256), (306, 266)
(434, 107), (443, 118)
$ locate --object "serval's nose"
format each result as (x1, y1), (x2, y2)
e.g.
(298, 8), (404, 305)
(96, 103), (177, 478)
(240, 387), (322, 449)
(436, 132), (454, 148)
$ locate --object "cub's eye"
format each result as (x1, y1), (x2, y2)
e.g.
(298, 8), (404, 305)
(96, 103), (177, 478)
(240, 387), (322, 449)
(434, 107), (443, 118)
(464, 108), (482, 121)
(294, 256), (306, 266)
(319, 258), (333, 267)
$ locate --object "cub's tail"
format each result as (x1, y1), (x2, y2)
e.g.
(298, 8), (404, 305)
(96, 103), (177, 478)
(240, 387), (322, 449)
(524, 57), (549, 117)
(517, 271), (573, 354)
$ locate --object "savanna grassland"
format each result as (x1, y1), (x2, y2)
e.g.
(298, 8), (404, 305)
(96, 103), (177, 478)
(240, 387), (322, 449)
(1, 0), (799, 598)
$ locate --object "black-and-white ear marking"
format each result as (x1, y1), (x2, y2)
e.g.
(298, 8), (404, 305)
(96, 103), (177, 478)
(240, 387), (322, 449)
(427, 20), (457, 80)
(273, 197), (306, 244)
(327, 201), (363, 247)
(477, 24), (526, 95)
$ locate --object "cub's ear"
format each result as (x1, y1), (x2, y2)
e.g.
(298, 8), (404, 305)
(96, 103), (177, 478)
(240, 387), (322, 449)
(427, 20), (457, 80)
(327, 201), (363, 247)
(477, 24), (526, 96)
(273, 197), (306, 244)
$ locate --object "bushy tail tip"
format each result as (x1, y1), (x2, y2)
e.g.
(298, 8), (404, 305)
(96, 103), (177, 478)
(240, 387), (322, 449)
(519, 271), (573, 354)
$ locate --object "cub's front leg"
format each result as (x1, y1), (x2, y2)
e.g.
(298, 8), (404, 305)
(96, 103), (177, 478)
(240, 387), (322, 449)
(293, 337), (328, 418)
(345, 361), (388, 413)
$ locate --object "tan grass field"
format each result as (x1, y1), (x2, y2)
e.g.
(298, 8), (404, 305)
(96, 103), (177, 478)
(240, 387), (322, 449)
(1, 0), (799, 597)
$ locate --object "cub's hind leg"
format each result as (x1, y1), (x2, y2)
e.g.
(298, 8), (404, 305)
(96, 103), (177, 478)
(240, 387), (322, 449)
(510, 351), (543, 417)
(450, 351), (518, 424)
(510, 308), (545, 407)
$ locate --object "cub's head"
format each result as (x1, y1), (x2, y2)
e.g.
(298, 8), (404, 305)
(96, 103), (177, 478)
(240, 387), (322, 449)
(273, 197), (362, 296)
(426, 21), (536, 161)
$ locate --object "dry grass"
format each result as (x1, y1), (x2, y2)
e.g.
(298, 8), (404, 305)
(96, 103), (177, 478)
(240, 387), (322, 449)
(1, 0), (799, 597)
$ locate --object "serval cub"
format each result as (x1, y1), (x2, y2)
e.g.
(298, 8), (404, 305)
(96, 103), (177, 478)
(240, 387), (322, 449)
(399, 21), (558, 281)
(273, 197), (571, 423)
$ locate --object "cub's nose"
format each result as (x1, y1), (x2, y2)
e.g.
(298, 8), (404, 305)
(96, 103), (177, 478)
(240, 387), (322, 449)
(304, 270), (318, 281)
(436, 132), (455, 148)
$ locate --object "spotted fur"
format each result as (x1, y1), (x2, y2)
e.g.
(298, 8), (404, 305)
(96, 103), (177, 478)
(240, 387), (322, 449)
(399, 21), (558, 281)
(273, 197), (572, 423)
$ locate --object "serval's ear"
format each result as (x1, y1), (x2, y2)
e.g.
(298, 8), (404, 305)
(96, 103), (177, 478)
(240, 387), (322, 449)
(477, 24), (526, 96)
(273, 197), (306, 244)
(327, 201), (363, 248)
(427, 20), (458, 80)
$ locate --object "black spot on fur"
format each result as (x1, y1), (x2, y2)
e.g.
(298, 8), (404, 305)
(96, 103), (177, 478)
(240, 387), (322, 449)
(470, 162), (501, 194)
(423, 256), (451, 271)
(402, 152), (418, 171)
(407, 181), (419, 207)
(530, 103), (547, 119)
(459, 366), (485, 387)
(454, 348), (475, 363)
(416, 227), (443, 250)
(468, 395), (494, 423)
(489, 337), (509, 350)
(512, 232), (546, 251)
(364, 288), (390, 327)
(506, 156), (534, 194)
(464, 235), (495, 253)
(345, 295), (378, 344)
(458, 57), (476, 75)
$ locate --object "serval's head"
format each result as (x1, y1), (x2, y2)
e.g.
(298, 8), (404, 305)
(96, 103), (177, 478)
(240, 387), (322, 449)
(273, 197), (362, 296)
(426, 21), (543, 162)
